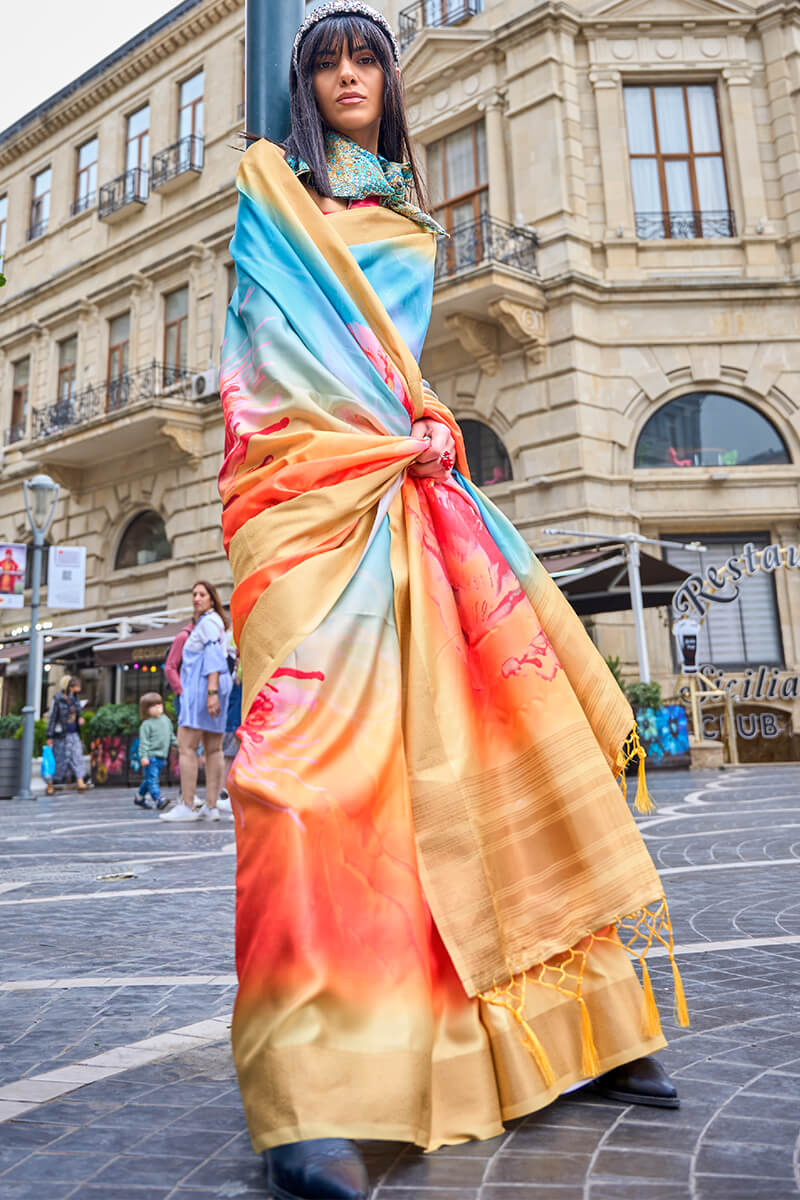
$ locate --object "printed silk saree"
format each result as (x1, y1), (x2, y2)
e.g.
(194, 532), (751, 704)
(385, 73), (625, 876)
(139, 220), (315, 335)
(220, 139), (687, 1153)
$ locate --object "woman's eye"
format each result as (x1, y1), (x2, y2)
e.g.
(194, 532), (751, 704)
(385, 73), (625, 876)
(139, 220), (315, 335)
(359, 55), (376, 65)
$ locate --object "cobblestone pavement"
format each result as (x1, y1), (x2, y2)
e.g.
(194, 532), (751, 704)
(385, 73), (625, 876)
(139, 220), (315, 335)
(0, 767), (799, 1198)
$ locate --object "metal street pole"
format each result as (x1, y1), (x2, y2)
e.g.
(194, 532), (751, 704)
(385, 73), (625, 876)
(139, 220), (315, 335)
(625, 538), (650, 683)
(15, 476), (59, 802)
(16, 530), (45, 801)
(245, 0), (305, 143)
(543, 528), (706, 685)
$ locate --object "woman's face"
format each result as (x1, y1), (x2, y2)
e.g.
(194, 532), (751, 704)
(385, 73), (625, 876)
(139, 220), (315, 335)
(192, 585), (212, 617)
(312, 35), (385, 149)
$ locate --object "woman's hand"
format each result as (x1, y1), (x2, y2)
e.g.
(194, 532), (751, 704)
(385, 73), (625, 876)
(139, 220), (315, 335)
(408, 418), (457, 481)
(207, 694), (221, 719)
(140, 757), (150, 768)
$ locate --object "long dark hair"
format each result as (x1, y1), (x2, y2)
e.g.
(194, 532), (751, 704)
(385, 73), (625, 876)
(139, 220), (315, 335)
(283, 14), (428, 209)
(193, 580), (230, 630)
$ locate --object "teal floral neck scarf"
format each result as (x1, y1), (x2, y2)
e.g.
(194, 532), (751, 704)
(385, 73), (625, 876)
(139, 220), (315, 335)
(287, 130), (446, 237)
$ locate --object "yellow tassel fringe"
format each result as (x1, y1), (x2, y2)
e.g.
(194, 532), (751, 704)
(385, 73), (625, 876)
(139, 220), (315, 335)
(639, 958), (662, 1038)
(617, 725), (657, 814)
(670, 954), (691, 1027)
(578, 996), (601, 1078)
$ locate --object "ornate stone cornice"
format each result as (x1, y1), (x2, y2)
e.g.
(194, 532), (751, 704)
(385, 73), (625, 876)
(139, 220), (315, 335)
(0, 0), (243, 169)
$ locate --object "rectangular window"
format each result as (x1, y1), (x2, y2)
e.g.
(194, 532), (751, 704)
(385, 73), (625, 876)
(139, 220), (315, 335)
(427, 121), (488, 272)
(57, 336), (78, 408)
(74, 137), (98, 215)
(179, 70), (204, 141)
(107, 312), (130, 411)
(29, 167), (52, 240)
(664, 533), (784, 668)
(424, 0), (483, 26)
(126, 105), (150, 198)
(10, 357), (30, 441)
(624, 84), (733, 239)
(163, 286), (189, 384)
(0, 195), (7, 269)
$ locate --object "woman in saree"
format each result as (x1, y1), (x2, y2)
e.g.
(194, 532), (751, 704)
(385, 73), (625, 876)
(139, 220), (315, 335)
(220, 5), (686, 1198)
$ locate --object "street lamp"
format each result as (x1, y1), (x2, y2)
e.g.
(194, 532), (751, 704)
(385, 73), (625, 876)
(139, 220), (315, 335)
(543, 528), (706, 684)
(14, 474), (60, 801)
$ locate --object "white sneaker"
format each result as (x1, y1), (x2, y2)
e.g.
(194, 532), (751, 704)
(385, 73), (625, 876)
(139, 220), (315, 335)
(192, 794), (203, 810)
(217, 791), (232, 814)
(159, 804), (201, 822)
(198, 803), (221, 822)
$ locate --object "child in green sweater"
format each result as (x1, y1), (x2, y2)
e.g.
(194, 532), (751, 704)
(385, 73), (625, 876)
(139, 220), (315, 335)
(134, 692), (177, 811)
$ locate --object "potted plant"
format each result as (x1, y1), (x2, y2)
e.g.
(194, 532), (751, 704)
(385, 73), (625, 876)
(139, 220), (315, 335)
(0, 713), (22, 798)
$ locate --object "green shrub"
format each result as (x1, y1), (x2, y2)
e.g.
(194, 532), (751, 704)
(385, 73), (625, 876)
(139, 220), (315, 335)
(626, 680), (663, 711)
(86, 703), (140, 740)
(605, 655), (626, 694)
(0, 714), (22, 738)
(33, 719), (48, 757)
(80, 710), (96, 750)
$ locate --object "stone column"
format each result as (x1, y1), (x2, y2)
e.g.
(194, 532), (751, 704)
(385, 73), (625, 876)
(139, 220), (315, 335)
(722, 67), (769, 236)
(479, 91), (511, 224)
(590, 68), (637, 276)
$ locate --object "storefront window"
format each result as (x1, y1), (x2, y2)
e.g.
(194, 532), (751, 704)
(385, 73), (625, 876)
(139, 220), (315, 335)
(635, 392), (790, 469)
(115, 511), (172, 569)
(664, 533), (784, 668)
(461, 418), (512, 487)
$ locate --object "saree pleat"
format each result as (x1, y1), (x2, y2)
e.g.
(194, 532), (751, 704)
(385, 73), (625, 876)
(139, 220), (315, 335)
(222, 140), (682, 1153)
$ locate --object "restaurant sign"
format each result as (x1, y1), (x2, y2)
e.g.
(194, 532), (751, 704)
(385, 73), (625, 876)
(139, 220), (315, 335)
(672, 540), (799, 620)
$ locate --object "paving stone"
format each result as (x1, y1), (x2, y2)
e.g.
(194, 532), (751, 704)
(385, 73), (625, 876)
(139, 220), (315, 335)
(2, 773), (800, 1196)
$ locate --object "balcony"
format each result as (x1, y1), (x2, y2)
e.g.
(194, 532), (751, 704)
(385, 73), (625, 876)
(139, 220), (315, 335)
(635, 209), (737, 240)
(27, 219), (48, 242)
(435, 215), (538, 283)
(30, 361), (206, 469)
(70, 191), (96, 217)
(3, 424), (26, 447)
(99, 167), (149, 223)
(151, 135), (204, 195)
(429, 216), (544, 370)
(398, 0), (482, 51)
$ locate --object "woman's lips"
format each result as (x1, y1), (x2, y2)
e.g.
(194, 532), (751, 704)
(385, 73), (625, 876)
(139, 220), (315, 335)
(337, 95), (366, 104)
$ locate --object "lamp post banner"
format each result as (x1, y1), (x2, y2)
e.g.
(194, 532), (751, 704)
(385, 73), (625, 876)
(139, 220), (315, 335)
(0, 544), (27, 609)
(48, 546), (86, 610)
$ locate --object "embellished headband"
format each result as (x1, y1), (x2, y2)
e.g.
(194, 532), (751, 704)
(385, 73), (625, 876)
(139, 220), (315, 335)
(292, 1), (401, 71)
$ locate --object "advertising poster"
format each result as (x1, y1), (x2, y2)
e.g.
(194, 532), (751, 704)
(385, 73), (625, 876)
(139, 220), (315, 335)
(0, 543), (27, 608)
(48, 545), (87, 610)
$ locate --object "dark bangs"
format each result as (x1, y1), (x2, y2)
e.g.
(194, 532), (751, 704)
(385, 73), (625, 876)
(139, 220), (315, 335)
(285, 15), (427, 208)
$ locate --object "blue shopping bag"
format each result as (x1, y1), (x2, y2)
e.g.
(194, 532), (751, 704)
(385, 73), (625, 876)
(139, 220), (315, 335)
(41, 743), (55, 780)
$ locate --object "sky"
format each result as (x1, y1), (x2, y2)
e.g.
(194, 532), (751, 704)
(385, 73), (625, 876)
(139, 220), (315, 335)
(1, 1), (183, 133)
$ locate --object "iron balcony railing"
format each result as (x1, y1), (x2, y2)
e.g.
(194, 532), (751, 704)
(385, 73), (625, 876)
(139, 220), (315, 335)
(398, 0), (482, 50)
(32, 361), (198, 440)
(98, 167), (149, 219)
(435, 214), (538, 282)
(635, 210), (737, 240)
(3, 423), (26, 447)
(27, 218), (48, 242)
(71, 191), (96, 217)
(151, 135), (205, 190)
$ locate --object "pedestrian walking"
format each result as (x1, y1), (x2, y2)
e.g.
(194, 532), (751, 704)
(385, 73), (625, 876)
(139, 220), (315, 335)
(160, 581), (231, 823)
(134, 691), (176, 811)
(220, 6), (685, 1198)
(218, 635), (241, 815)
(45, 675), (87, 795)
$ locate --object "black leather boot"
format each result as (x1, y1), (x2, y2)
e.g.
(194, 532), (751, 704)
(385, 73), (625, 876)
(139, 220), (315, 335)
(594, 1055), (679, 1108)
(262, 1138), (370, 1199)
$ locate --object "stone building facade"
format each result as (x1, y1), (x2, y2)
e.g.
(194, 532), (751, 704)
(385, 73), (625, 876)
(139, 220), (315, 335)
(1, 0), (799, 741)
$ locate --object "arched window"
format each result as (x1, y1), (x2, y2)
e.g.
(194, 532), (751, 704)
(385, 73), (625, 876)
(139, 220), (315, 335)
(461, 419), (512, 487)
(635, 392), (790, 469)
(115, 511), (172, 569)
